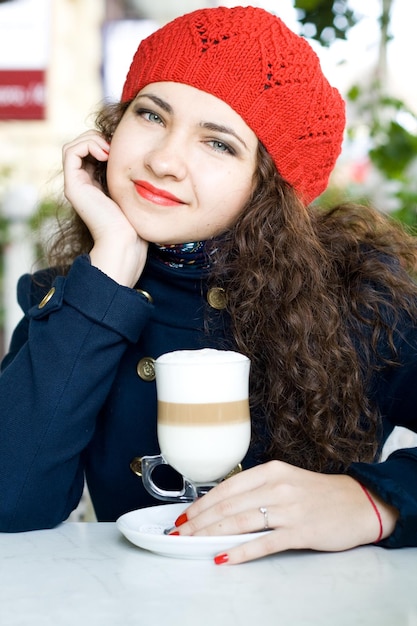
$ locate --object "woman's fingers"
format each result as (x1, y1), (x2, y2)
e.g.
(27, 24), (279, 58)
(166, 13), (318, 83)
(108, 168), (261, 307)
(213, 528), (297, 565)
(62, 130), (126, 238)
(178, 499), (273, 537)
(186, 460), (281, 517)
(62, 130), (110, 160)
(175, 461), (288, 536)
(62, 131), (110, 200)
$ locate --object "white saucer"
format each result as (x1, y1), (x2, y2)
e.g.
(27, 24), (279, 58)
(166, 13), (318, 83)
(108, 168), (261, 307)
(116, 502), (268, 560)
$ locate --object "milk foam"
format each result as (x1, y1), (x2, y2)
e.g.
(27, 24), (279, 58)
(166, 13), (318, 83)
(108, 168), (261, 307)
(157, 348), (246, 365)
(158, 421), (251, 482)
(155, 349), (250, 403)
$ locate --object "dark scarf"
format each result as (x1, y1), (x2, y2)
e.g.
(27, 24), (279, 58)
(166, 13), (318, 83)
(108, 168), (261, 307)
(150, 242), (212, 270)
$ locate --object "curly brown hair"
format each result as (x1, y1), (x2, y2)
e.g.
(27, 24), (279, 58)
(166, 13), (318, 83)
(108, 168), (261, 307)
(47, 101), (417, 473)
(210, 144), (417, 472)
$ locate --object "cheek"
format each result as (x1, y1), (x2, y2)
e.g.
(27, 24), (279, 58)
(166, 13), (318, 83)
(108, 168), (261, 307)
(219, 172), (253, 213)
(106, 147), (131, 193)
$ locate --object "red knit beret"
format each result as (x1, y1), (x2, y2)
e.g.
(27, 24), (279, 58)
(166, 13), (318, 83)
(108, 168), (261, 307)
(122, 6), (345, 205)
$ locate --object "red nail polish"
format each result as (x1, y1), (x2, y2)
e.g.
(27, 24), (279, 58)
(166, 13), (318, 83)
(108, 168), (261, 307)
(175, 513), (188, 527)
(102, 148), (109, 155)
(214, 553), (229, 565)
(169, 531), (180, 536)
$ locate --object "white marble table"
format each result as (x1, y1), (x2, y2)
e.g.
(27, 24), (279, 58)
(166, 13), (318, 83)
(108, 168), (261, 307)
(1, 522), (416, 626)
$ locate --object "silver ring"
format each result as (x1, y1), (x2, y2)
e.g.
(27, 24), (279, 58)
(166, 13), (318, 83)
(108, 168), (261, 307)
(259, 506), (269, 530)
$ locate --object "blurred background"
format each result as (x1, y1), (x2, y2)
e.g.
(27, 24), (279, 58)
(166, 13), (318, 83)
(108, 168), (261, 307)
(1, 0), (417, 356)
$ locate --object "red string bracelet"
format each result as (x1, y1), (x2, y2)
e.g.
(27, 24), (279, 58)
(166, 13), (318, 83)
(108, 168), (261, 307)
(359, 483), (383, 543)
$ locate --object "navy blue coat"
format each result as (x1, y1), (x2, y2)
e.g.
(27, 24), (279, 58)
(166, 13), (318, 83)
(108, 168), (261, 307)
(1, 253), (417, 547)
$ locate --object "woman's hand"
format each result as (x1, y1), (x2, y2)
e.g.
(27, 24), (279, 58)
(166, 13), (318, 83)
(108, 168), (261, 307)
(173, 461), (399, 564)
(62, 130), (148, 287)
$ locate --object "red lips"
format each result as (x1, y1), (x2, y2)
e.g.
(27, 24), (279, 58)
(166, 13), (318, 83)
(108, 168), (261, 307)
(134, 180), (185, 206)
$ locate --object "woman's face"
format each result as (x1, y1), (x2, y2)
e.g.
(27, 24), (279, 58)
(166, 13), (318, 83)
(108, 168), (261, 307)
(106, 82), (258, 244)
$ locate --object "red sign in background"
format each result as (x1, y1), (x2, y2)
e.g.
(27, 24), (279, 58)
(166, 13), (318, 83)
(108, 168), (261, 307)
(0, 69), (46, 120)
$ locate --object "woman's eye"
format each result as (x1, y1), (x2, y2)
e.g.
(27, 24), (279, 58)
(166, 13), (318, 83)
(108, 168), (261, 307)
(136, 108), (164, 124)
(208, 140), (235, 155)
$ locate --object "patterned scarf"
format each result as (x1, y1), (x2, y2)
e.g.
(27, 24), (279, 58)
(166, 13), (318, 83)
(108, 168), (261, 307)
(151, 242), (212, 269)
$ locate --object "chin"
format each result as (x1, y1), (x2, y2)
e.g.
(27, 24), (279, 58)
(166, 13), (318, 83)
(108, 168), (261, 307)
(139, 231), (197, 245)
(150, 238), (191, 245)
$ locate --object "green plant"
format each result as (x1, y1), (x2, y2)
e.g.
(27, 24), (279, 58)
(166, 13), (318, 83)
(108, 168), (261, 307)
(295, 0), (417, 227)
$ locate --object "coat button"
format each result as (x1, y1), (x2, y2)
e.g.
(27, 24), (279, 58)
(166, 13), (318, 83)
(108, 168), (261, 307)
(135, 288), (153, 304)
(38, 287), (56, 309)
(136, 357), (156, 381)
(207, 287), (227, 310)
(130, 457), (143, 477)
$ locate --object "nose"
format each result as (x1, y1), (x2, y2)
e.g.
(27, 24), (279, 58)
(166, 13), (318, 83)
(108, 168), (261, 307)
(144, 132), (188, 180)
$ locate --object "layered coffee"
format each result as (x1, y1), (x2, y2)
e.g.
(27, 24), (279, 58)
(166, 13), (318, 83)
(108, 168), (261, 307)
(155, 349), (251, 483)
(157, 399), (249, 425)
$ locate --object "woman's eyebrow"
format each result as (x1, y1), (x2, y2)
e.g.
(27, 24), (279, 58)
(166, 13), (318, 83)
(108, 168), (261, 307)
(200, 122), (248, 150)
(135, 94), (248, 149)
(135, 93), (173, 114)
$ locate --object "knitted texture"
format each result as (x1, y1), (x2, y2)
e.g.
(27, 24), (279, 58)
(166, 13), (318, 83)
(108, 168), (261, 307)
(122, 6), (345, 205)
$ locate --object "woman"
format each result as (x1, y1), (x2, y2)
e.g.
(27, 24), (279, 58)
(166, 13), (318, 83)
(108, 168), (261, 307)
(1, 6), (417, 565)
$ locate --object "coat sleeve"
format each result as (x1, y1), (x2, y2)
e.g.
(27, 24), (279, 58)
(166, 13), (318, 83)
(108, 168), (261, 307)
(347, 319), (417, 548)
(0, 255), (152, 532)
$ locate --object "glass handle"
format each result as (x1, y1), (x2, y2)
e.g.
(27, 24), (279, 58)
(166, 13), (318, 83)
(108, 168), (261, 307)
(140, 455), (199, 502)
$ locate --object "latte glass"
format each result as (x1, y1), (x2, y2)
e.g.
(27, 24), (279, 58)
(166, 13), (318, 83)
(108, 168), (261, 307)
(140, 348), (251, 502)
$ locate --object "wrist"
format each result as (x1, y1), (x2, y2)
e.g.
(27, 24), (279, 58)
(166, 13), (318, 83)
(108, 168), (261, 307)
(357, 482), (399, 543)
(89, 240), (148, 287)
